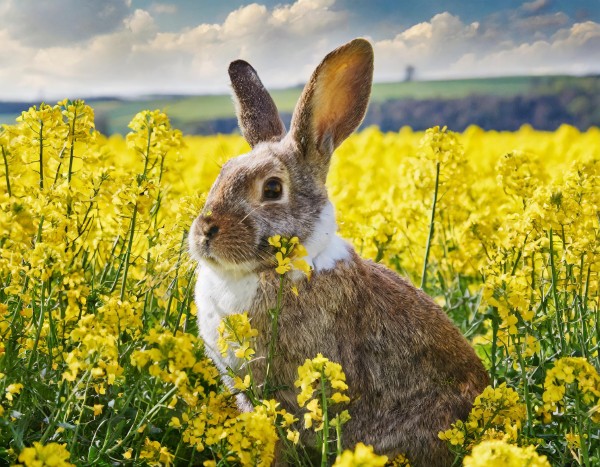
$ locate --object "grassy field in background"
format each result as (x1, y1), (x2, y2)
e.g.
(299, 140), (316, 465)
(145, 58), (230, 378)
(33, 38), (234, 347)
(89, 75), (600, 134)
(1, 75), (594, 135)
(91, 76), (541, 134)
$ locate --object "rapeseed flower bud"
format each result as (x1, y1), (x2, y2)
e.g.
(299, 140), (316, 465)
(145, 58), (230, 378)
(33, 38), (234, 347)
(59, 99), (96, 146)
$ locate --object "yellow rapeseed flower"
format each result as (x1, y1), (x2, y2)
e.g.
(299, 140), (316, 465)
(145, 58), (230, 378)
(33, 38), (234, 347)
(269, 235), (312, 278)
(1, 97), (599, 466)
(17, 442), (74, 467)
(541, 357), (600, 422)
(140, 438), (174, 466)
(463, 440), (550, 467)
(333, 443), (388, 467)
(6, 383), (23, 401)
(217, 311), (258, 362)
(439, 384), (526, 449)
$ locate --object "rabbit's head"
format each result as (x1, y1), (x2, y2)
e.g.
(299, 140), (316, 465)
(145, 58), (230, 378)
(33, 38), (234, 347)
(189, 39), (373, 272)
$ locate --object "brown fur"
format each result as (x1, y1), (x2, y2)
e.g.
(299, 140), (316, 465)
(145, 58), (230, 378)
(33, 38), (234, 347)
(189, 39), (489, 466)
(229, 60), (286, 147)
(249, 254), (488, 466)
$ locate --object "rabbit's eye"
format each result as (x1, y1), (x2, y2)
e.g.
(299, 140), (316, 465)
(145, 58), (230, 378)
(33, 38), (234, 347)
(263, 178), (283, 200)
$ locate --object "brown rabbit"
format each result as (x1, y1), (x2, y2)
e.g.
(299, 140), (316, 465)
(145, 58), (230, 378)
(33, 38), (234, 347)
(188, 38), (489, 466)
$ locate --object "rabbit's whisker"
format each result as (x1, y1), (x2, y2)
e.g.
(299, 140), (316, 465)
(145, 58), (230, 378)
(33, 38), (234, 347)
(238, 206), (260, 225)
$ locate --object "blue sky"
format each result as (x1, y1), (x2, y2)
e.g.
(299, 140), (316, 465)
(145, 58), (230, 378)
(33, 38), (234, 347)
(0, 0), (598, 99)
(130, 0), (600, 33)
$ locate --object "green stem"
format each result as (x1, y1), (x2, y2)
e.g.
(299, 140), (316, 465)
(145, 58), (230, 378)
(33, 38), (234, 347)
(513, 334), (532, 437)
(104, 385), (178, 455)
(67, 106), (77, 184)
(421, 161), (440, 290)
(26, 215), (46, 368)
(580, 261), (592, 362)
(335, 417), (343, 456)
(320, 372), (330, 467)
(142, 124), (152, 178)
(27, 279), (46, 370)
(39, 379), (71, 444)
(69, 371), (94, 454)
(172, 270), (195, 334)
(490, 307), (499, 386)
(117, 121), (153, 300)
(38, 120), (44, 189)
(120, 203), (138, 301)
(549, 228), (566, 353)
(574, 389), (590, 467)
(274, 425), (306, 466)
(1, 145), (11, 196)
(45, 282), (57, 361)
(99, 235), (121, 285)
(163, 230), (187, 325)
(264, 274), (285, 397)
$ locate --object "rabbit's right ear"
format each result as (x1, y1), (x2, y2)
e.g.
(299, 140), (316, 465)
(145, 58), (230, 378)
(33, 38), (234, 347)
(229, 60), (286, 148)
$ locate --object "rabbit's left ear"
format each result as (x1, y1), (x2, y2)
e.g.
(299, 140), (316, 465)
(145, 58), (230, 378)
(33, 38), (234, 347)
(289, 39), (373, 178)
(229, 60), (286, 147)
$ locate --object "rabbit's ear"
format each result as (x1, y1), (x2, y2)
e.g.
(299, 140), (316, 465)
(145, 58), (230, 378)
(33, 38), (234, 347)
(229, 60), (286, 147)
(289, 39), (373, 177)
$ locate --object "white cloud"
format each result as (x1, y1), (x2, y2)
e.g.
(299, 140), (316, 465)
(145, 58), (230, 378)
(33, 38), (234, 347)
(0, 0), (350, 99)
(521, 0), (550, 14)
(516, 12), (569, 31)
(1, 0), (130, 46)
(0, 0), (599, 101)
(223, 4), (269, 37)
(449, 20), (600, 77)
(125, 9), (157, 36)
(372, 13), (600, 81)
(150, 3), (178, 15)
(269, 0), (340, 33)
(373, 13), (484, 80)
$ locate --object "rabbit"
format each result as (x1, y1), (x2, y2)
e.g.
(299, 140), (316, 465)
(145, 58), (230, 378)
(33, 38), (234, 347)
(188, 38), (489, 466)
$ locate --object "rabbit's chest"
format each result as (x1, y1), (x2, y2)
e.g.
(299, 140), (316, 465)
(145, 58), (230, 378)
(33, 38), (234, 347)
(194, 262), (260, 372)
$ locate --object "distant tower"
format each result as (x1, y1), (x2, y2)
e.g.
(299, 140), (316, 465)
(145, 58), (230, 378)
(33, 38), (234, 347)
(404, 65), (415, 82)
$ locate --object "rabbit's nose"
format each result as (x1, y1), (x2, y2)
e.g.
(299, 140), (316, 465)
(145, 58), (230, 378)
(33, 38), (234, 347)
(203, 224), (219, 240)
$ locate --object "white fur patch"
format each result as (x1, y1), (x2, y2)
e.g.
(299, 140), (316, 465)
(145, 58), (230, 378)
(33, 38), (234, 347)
(304, 201), (352, 272)
(194, 201), (350, 371)
(195, 260), (259, 373)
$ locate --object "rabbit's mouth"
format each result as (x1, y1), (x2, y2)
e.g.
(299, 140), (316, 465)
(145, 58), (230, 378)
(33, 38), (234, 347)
(191, 237), (258, 271)
(189, 231), (227, 264)
(189, 214), (264, 271)
(195, 244), (264, 274)
(193, 239), (216, 262)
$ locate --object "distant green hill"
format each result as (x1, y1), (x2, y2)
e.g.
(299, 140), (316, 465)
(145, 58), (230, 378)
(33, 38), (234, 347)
(1, 75), (598, 134)
(91, 75), (598, 134)
(89, 76), (534, 134)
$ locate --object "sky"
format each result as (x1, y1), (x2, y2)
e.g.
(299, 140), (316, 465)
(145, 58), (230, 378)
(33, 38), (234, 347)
(0, 0), (598, 100)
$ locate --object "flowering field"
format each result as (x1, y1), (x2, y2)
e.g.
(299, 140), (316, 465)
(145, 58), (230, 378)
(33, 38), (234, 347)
(0, 100), (599, 466)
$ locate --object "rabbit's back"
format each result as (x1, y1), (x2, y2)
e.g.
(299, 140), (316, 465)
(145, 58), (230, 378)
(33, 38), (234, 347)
(248, 251), (487, 466)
